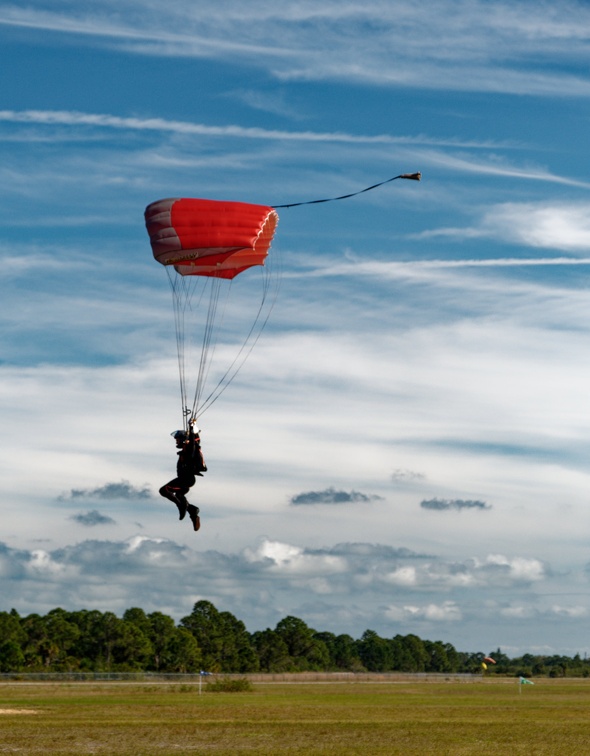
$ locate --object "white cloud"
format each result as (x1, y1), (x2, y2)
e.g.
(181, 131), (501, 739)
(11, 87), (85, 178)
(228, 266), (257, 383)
(3, 2), (590, 96)
(245, 539), (303, 566)
(382, 566), (417, 587)
(483, 203), (590, 251)
(550, 605), (587, 618)
(125, 535), (167, 553)
(499, 604), (535, 619)
(385, 601), (462, 622)
(425, 202), (590, 252)
(499, 603), (588, 620)
(0, 109), (505, 149)
(391, 469), (426, 484)
(484, 555), (546, 582)
(414, 150), (590, 187)
(27, 549), (65, 575)
(244, 539), (347, 574)
(0, 532), (586, 653)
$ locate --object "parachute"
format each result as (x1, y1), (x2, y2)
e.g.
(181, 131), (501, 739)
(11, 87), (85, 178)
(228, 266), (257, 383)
(145, 174), (418, 430)
(146, 198), (278, 277)
(145, 198), (280, 429)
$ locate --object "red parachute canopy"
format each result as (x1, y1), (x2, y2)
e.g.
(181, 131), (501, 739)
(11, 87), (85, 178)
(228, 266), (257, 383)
(144, 198), (279, 279)
(483, 656), (497, 664)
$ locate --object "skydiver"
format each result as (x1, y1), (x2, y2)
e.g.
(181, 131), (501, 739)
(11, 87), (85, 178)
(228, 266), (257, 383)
(159, 422), (207, 531)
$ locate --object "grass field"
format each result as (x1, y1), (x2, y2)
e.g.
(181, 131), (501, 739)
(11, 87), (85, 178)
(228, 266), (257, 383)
(1, 677), (589, 754)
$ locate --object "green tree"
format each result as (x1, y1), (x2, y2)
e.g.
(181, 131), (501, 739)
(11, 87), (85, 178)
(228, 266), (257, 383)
(424, 640), (452, 672)
(43, 609), (81, 670)
(274, 616), (329, 671)
(95, 611), (122, 670)
(0, 641), (25, 672)
(401, 633), (429, 672)
(356, 630), (393, 672)
(68, 610), (132, 671)
(218, 611), (259, 673)
(313, 632), (362, 671)
(443, 642), (460, 672)
(20, 613), (52, 669)
(0, 610), (26, 671)
(180, 601), (258, 672)
(167, 627), (202, 673)
(489, 648), (511, 670)
(251, 629), (291, 672)
(123, 608), (151, 637)
(20, 610), (80, 670)
(0, 610), (25, 645)
(110, 621), (153, 670)
(389, 636), (410, 671)
(147, 611), (179, 671)
(67, 610), (107, 669)
(180, 600), (224, 670)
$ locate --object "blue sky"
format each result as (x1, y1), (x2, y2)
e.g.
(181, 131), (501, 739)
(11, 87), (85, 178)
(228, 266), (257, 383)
(2, 0), (590, 656)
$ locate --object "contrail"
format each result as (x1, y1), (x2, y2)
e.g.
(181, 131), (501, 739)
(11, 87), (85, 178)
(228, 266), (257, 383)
(294, 257), (590, 279)
(0, 109), (518, 148)
(393, 257), (590, 268)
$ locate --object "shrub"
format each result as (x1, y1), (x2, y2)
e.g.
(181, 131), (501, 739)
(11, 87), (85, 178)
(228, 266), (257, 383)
(206, 676), (252, 692)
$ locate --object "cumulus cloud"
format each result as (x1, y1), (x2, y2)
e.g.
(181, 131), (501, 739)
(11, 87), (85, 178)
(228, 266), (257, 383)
(290, 487), (383, 506)
(59, 480), (152, 501)
(549, 605), (587, 619)
(325, 543), (429, 560)
(422, 201), (590, 251)
(70, 510), (116, 527)
(391, 468), (426, 484)
(482, 202), (590, 252)
(420, 498), (491, 511)
(244, 539), (347, 575)
(0, 535), (569, 651)
(381, 566), (418, 587)
(480, 554), (546, 583)
(499, 603), (587, 620)
(385, 601), (462, 623)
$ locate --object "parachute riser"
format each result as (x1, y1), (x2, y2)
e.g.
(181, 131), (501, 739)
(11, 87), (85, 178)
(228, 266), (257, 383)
(182, 407), (198, 433)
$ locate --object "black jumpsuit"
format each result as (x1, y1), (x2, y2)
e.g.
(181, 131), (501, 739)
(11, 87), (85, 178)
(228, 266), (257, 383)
(159, 431), (204, 508)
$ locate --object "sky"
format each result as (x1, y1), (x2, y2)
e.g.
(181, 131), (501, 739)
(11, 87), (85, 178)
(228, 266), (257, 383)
(2, 0), (590, 657)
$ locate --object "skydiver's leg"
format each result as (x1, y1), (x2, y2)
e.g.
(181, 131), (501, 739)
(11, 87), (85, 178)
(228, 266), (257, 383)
(159, 482), (177, 503)
(171, 475), (198, 529)
(175, 476), (194, 506)
(187, 475), (200, 530)
(159, 479), (187, 520)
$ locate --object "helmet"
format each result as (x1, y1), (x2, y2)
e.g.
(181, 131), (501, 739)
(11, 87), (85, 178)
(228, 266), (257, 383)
(171, 430), (186, 440)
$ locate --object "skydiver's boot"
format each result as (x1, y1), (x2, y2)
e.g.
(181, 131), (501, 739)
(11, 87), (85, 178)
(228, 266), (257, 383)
(187, 504), (200, 532)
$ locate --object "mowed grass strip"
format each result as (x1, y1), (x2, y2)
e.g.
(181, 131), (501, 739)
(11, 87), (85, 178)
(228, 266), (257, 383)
(0, 679), (589, 754)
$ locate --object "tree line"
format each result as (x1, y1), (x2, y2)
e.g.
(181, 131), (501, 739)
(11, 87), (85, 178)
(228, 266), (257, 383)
(0, 601), (586, 677)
